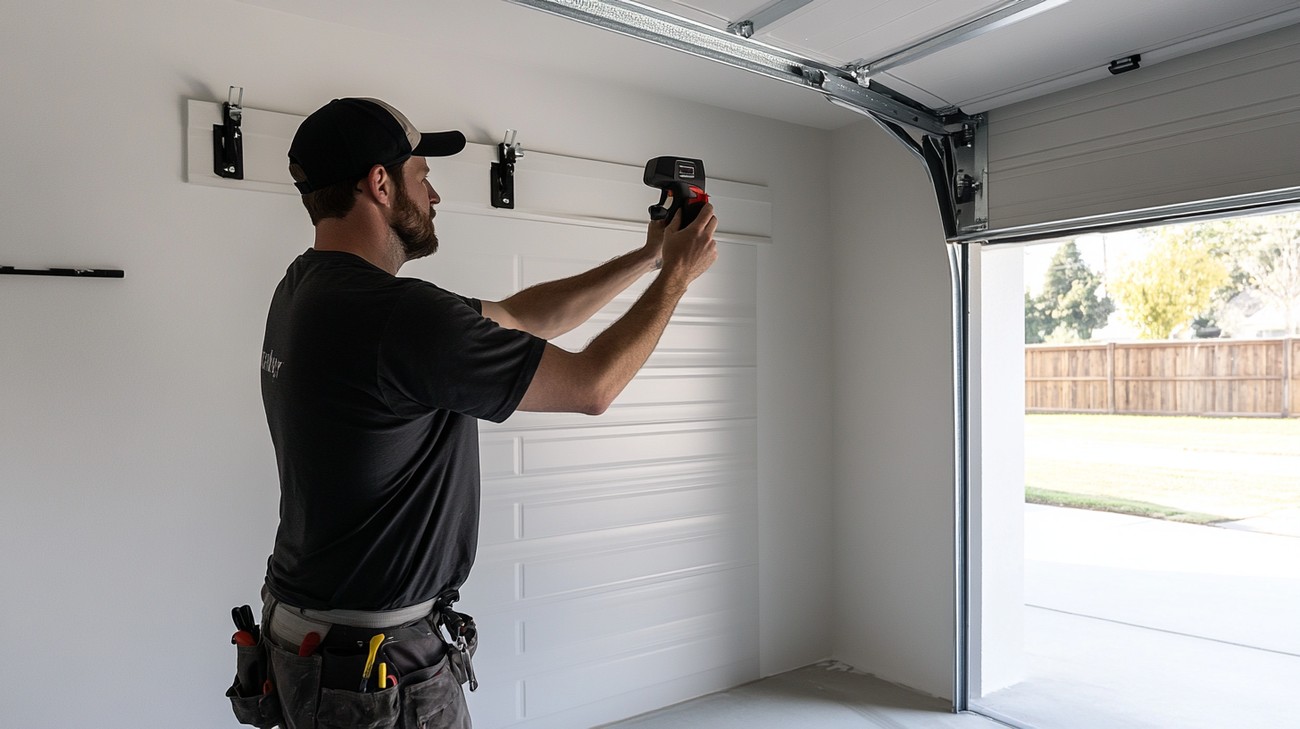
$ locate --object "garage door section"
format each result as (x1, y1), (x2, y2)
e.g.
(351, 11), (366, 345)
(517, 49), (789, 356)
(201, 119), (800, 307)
(985, 22), (1300, 238)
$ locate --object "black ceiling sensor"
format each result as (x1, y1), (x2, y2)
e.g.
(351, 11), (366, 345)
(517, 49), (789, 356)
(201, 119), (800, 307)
(1108, 54), (1142, 75)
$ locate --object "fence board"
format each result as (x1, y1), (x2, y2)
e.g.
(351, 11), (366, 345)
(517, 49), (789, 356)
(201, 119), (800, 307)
(1026, 338), (1297, 417)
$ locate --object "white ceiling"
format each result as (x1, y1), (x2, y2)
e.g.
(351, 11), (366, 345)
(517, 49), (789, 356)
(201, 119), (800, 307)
(241, 0), (1300, 129)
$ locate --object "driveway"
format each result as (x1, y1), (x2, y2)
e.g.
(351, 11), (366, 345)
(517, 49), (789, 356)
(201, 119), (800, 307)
(1024, 504), (1300, 655)
(976, 505), (1300, 728)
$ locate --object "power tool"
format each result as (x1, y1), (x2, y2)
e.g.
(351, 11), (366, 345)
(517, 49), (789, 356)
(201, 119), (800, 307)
(644, 156), (709, 228)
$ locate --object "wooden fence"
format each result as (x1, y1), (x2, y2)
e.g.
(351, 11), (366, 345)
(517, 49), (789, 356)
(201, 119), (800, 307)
(1026, 338), (1299, 417)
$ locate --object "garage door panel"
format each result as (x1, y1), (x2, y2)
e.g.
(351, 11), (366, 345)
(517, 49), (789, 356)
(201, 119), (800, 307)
(987, 22), (1300, 231)
(435, 166), (763, 728)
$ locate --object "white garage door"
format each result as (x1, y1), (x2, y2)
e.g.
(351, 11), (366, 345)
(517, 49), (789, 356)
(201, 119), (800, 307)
(423, 181), (764, 729)
(984, 21), (1300, 238)
(187, 103), (770, 728)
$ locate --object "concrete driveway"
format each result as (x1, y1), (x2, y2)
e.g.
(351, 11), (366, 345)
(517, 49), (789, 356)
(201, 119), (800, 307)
(976, 505), (1300, 729)
(1024, 504), (1300, 655)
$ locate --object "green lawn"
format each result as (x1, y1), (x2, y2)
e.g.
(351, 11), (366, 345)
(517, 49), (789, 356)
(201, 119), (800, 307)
(1026, 413), (1300, 521)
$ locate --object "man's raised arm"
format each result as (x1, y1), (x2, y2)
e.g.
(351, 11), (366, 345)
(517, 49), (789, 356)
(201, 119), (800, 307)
(481, 220), (669, 340)
(516, 204), (718, 415)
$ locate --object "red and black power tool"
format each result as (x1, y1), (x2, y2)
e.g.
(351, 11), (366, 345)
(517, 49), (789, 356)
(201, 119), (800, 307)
(644, 156), (709, 228)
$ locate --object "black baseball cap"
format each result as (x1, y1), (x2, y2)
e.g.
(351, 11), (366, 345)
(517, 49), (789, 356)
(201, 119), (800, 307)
(288, 97), (466, 194)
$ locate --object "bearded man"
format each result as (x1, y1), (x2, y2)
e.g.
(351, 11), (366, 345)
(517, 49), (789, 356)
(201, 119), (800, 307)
(238, 97), (717, 729)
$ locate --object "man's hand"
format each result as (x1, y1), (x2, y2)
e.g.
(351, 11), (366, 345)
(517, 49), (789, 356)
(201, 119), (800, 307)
(659, 203), (719, 290)
(517, 203), (720, 416)
(483, 214), (681, 339)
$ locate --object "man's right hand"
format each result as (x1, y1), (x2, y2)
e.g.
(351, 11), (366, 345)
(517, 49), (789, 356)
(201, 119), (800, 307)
(659, 202), (719, 290)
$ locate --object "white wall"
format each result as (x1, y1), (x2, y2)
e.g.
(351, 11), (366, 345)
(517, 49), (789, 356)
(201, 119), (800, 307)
(0, 1), (834, 726)
(968, 244), (1026, 696)
(828, 119), (958, 700)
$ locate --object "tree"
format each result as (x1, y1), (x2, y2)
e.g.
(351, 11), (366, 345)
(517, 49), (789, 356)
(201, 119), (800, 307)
(1025, 241), (1113, 343)
(1242, 213), (1300, 335)
(1111, 231), (1230, 339)
(1149, 213), (1300, 336)
(1025, 291), (1052, 344)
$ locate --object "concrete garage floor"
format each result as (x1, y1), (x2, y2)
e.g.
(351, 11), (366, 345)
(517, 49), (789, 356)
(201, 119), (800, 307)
(602, 662), (1003, 729)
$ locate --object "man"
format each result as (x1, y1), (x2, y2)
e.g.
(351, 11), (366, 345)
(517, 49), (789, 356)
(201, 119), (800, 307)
(244, 98), (717, 728)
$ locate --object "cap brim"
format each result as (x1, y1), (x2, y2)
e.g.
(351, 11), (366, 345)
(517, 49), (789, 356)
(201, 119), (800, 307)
(413, 131), (466, 157)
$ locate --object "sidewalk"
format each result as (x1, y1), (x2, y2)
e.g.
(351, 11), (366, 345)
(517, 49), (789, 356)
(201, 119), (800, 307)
(976, 506), (1300, 728)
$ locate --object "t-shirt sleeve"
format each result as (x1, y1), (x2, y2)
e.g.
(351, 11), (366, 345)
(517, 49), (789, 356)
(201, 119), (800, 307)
(379, 284), (546, 423)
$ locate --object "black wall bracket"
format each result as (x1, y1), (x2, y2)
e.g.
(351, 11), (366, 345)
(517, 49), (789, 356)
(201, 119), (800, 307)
(491, 129), (524, 208)
(213, 86), (244, 180)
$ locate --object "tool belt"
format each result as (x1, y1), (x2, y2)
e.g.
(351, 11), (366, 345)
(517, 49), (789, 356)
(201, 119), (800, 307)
(226, 590), (478, 729)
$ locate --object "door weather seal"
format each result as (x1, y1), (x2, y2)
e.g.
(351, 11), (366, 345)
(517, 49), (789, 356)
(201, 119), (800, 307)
(504, 0), (990, 239)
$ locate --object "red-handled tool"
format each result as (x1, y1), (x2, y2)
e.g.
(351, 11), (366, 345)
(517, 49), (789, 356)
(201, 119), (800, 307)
(298, 631), (321, 657)
(232, 630), (256, 647)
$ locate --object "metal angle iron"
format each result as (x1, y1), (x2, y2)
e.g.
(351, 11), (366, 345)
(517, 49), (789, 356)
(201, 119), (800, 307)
(847, 0), (1071, 80)
(502, 0), (990, 236)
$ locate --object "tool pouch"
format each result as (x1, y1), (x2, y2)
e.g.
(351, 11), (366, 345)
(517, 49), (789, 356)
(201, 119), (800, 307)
(398, 657), (472, 729)
(267, 641), (325, 729)
(226, 639), (283, 728)
(231, 593), (473, 728)
(285, 642), (468, 729)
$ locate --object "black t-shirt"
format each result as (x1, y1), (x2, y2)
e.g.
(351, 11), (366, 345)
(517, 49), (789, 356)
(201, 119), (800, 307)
(261, 249), (545, 610)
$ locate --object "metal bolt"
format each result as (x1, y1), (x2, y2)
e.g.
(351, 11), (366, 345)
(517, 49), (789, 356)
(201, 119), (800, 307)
(800, 67), (825, 87)
(727, 20), (755, 38)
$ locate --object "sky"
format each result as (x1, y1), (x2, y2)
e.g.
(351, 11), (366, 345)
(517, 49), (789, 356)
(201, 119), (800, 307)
(1022, 229), (1150, 299)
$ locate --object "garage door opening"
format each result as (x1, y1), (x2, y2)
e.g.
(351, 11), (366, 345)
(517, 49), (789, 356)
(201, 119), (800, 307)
(967, 211), (1300, 729)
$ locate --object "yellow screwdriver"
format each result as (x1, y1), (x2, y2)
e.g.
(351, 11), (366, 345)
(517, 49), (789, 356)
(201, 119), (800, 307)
(359, 633), (385, 692)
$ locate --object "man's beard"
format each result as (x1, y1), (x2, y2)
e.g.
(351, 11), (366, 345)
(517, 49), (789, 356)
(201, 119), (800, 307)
(389, 180), (439, 261)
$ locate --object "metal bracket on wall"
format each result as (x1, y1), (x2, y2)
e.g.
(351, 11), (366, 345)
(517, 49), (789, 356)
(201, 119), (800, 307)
(491, 129), (524, 209)
(504, 0), (990, 238)
(212, 86), (244, 180)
